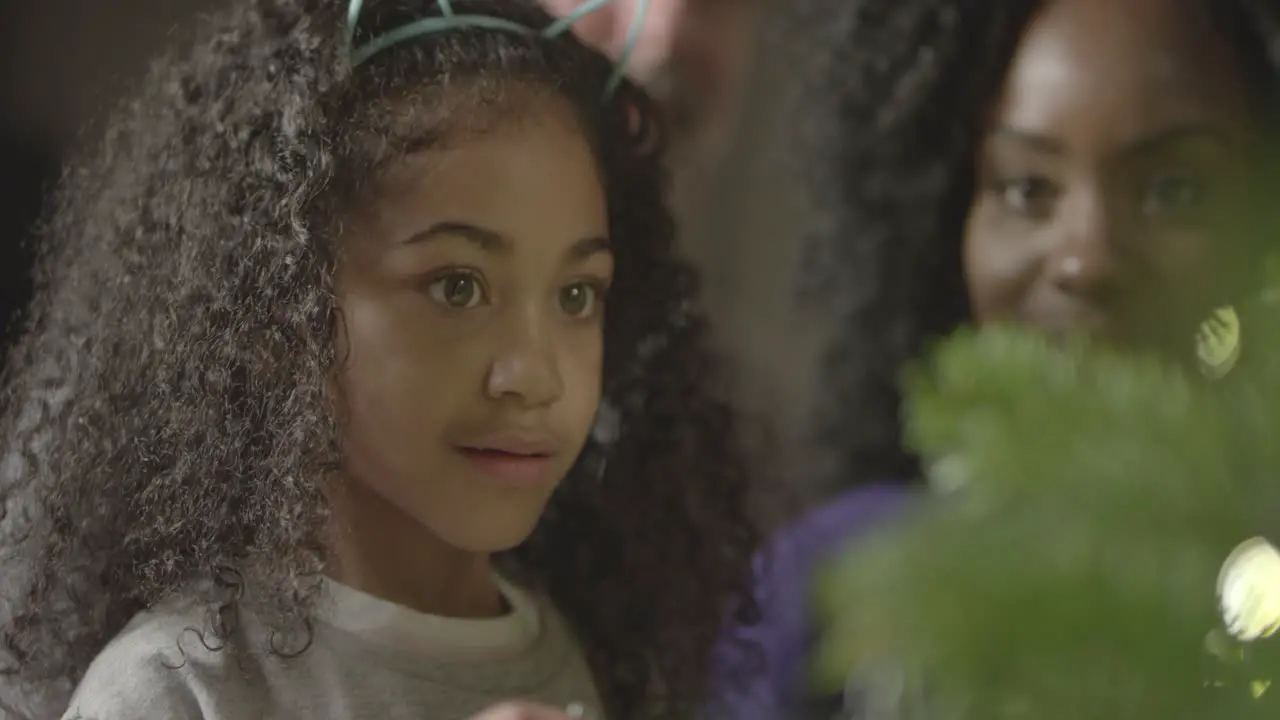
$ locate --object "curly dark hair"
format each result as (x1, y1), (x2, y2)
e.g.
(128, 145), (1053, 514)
(789, 0), (1280, 494)
(0, 1), (760, 717)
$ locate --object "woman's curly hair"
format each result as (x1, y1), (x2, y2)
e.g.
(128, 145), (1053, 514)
(0, 1), (760, 717)
(788, 0), (1280, 494)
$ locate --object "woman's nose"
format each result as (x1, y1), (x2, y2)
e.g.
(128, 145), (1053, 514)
(1047, 188), (1128, 302)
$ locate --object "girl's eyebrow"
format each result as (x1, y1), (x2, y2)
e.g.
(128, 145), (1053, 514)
(399, 221), (611, 261)
(567, 236), (611, 262)
(399, 221), (505, 249)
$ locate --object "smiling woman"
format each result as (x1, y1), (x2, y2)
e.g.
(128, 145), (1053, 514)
(961, 0), (1265, 356)
(710, 0), (1280, 716)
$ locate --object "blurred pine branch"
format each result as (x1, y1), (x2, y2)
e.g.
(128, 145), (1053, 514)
(812, 327), (1280, 719)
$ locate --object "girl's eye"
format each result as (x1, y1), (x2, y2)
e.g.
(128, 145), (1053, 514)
(426, 271), (486, 309)
(559, 282), (602, 319)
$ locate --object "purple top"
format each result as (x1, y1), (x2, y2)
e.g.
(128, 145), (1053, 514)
(711, 484), (911, 719)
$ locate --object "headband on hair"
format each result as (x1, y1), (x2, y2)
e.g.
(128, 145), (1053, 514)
(346, 0), (650, 97)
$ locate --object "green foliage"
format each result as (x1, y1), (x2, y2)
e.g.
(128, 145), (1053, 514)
(812, 327), (1280, 719)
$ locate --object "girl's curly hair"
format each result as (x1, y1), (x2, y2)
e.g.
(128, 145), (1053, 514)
(788, 0), (1280, 494)
(0, 1), (760, 717)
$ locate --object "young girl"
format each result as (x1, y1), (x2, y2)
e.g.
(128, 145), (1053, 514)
(714, 0), (1280, 716)
(0, 1), (760, 718)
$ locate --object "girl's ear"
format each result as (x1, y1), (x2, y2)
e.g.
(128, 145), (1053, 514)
(539, 0), (683, 83)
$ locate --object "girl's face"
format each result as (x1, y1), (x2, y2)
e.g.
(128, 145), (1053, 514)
(333, 93), (611, 556)
(963, 0), (1262, 358)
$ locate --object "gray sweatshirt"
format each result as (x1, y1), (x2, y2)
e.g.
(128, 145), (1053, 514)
(61, 575), (604, 720)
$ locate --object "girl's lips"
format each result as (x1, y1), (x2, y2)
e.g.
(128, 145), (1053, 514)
(457, 429), (559, 456)
(455, 447), (555, 486)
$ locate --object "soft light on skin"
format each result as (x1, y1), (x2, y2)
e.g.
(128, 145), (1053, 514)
(962, 0), (1261, 363)
(325, 90), (612, 619)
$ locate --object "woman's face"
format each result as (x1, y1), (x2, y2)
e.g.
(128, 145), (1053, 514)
(964, 0), (1263, 358)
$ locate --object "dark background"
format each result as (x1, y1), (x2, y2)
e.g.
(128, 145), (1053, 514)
(0, 0), (213, 355)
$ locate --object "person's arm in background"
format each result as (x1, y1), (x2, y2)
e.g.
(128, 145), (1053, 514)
(539, 0), (682, 84)
(711, 486), (915, 720)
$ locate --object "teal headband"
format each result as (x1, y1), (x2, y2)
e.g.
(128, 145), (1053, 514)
(346, 0), (650, 97)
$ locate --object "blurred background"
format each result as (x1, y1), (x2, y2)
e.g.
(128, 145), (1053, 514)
(0, 0), (825, 514)
(0, 0), (213, 355)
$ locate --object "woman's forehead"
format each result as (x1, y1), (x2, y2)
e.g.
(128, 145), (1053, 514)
(993, 0), (1255, 141)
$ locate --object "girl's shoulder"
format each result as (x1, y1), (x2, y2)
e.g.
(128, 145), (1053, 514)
(62, 598), (259, 720)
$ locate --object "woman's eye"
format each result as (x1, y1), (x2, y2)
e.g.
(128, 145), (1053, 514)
(997, 175), (1059, 217)
(426, 272), (486, 309)
(559, 282), (601, 319)
(1142, 171), (1205, 216)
